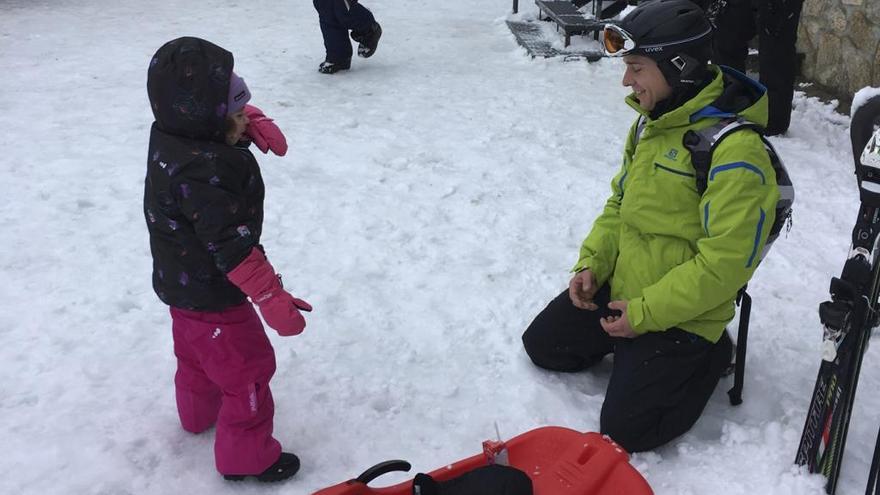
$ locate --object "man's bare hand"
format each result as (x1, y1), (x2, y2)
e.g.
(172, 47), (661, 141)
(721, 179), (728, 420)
(600, 300), (637, 338)
(569, 270), (599, 310)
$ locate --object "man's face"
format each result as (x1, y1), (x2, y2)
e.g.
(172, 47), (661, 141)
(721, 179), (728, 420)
(622, 55), (672, 112)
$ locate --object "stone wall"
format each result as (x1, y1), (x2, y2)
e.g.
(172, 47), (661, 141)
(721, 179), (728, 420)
(799, 0), (880, 100)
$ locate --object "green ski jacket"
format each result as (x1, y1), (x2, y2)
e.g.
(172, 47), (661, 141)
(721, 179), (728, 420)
(572, 66), (781, 343)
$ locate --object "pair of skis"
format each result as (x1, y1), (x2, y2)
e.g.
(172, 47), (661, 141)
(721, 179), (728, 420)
(796, 95), (880, 495)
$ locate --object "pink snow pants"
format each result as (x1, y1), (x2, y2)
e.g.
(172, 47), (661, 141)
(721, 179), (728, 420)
(170, 303), (282, 475)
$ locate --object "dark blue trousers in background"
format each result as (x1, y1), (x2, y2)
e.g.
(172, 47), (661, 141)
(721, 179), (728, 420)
(313, 0), (376, 63)
(712, 0), (805, 136)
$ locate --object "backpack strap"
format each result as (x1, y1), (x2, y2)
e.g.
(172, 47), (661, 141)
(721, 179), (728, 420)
(631, 115), (648, 149)
(682, 129), (712, 194)
(682, 118), (765, 194)
(728, 286), (751, 406)
(684, 118), (795, 261)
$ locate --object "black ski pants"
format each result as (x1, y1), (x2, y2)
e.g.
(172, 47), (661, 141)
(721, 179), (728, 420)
(522, 287), (732, 453)
(711, 0), (805, 136)
(313, 0), (376, 63)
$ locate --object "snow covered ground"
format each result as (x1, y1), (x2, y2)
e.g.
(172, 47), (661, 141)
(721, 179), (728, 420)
(1, 0), (878, 493)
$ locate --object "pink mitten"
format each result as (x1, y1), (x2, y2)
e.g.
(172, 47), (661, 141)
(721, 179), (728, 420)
(227, 248), (312, 336)
(244, 104), (288, 156)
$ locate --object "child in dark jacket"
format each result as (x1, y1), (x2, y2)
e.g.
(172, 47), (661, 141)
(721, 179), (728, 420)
(145, 37), (310, 483)
(313, 0), (382, 73)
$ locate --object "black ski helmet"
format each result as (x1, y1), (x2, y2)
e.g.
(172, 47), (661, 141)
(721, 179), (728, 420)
(617, 0), (713, 86)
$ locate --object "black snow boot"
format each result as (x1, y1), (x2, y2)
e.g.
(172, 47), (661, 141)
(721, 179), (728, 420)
(352, 22), (382, 58)
(224, 452), (301, 483)
(318, 58), (351, 74)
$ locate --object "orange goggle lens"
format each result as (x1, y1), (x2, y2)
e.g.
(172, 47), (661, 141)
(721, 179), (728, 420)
(602, 26), (635, 56)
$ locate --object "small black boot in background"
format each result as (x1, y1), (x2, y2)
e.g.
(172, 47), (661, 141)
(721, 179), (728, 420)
(352, 22), (382, 58)
(318, 58), (352, 74)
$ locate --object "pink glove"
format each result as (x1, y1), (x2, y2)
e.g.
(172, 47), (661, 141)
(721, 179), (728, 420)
(244, 104), (288, 156)
(227, 248), (312, 336)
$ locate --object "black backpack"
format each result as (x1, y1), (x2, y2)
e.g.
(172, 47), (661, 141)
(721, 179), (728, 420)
(634, 116), (795, 404)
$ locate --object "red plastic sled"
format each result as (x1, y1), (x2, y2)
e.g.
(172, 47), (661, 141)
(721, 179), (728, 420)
(312, 426), (653, 495)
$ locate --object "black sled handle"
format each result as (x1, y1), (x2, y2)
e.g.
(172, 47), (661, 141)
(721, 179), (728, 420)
(354, 460), (412, 485)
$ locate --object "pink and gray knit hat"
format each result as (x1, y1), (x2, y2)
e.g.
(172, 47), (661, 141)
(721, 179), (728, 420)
(227, 72), (251, 115)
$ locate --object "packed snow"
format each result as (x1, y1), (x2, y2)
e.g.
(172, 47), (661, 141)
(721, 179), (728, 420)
(1, 0), (878, 494)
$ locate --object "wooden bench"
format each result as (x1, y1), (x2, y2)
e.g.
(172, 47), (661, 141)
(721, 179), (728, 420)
(531, 0), (629, 46)
(535, 1), (600, 47)
(578, 0), (630, 19)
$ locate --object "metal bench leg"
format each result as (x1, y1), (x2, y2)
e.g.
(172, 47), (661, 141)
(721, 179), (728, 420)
(565, 33), (570, 47)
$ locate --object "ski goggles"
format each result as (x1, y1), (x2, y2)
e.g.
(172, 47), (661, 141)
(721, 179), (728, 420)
(602, 23), (713, 58)
(602, 24), (637, 57)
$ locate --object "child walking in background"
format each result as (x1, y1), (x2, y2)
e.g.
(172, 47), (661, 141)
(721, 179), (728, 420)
(145, 37), (311, 483)
(313, 0), (382, 74)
